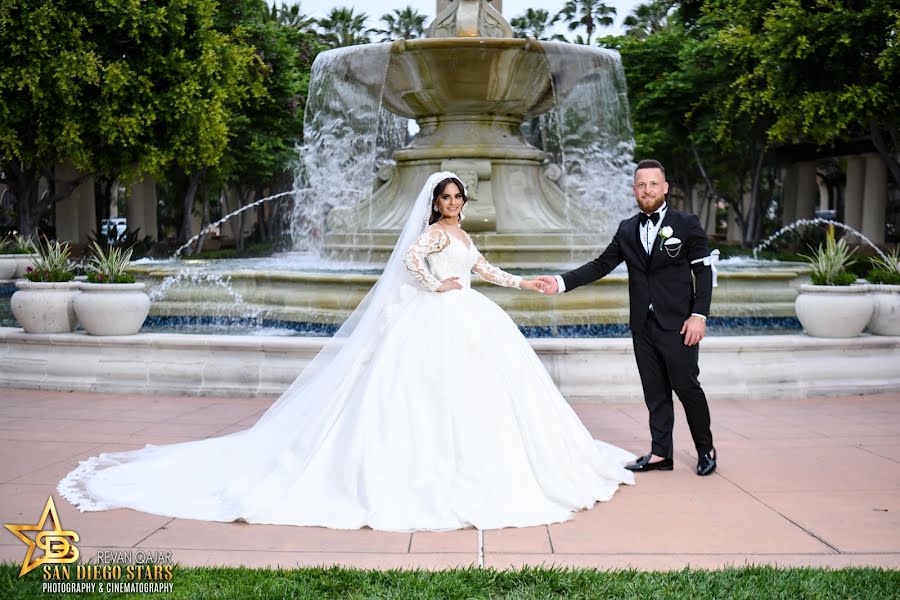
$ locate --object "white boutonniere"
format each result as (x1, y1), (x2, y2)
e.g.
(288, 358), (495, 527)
(658, 226), (674, 251)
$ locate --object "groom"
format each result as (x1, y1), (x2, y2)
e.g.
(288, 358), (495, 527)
(538, 159), (717, 476)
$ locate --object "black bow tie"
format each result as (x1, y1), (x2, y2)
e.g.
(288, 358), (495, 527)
(640, 212), (661, 226)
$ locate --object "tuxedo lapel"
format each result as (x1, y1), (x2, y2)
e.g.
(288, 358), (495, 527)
(647, 214), (660, 268)
(631, 214), (649, 267)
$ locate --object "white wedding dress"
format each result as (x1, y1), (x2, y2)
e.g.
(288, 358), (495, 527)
(58, 173), (636, 532)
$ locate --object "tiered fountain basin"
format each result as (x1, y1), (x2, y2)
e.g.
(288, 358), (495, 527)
(129, 257), (810, 331)
(320, 37), (636, 264)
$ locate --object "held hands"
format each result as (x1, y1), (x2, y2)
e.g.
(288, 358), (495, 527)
(519, 279), (547, 293)
(680, 316), (706, 346)
(536, 275), (558, 295)
(436, 276), (462, 292)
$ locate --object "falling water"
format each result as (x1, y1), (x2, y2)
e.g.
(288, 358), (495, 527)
(540, 42), (636, 243)
(289, 44), (407, 255)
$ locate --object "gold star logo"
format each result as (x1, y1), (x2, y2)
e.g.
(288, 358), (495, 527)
(4, 495), (79, 577)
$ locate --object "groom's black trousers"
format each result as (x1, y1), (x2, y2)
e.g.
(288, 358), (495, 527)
(632, 310), (713, 459)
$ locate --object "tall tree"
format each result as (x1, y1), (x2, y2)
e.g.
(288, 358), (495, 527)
(269, 1), (315, 31)
(556, 0), (617, 45)
(0, 0), (261, 240)
(510, 8), (564, 40)
(708, 0), (900, 186)
(316, 7), (370, 48)
(372, 6), (427, 42)
(623, 0), (675, 40)
(216, 4), (321, 251)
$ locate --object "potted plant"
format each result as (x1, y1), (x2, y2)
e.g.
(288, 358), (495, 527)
(10, 236), (80, 333)
(0, 234), (40, 279)
(11, 234), (40, 277)
(0, 236), (16, 279)
(865, 247), (900, 336)
(794, 225), (873, 337)
(73, 242), (149, 335)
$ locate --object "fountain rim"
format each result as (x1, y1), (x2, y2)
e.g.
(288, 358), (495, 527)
(390, 37), (546, 53)
(129, 263), (810, 285)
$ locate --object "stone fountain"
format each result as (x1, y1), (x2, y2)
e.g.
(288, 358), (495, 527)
(304, 0), (636, 267)
(131, 0), (809, 329)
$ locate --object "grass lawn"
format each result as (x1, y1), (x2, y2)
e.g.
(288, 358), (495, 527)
(1, 563), (898, 599)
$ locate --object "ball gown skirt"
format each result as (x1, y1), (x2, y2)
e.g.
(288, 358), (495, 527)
(59, 282), (636, 532)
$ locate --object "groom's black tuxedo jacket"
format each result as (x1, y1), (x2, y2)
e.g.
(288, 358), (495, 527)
(561, 208), (713, 332)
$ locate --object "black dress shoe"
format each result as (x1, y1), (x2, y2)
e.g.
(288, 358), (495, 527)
(625, 453), (673, 472)
(697, 448), (717, 476)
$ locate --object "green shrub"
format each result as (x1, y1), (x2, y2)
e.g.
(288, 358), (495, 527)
(866, 268), (900, 285)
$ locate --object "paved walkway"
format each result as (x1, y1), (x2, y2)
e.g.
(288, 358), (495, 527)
(1, 388), (898, 571)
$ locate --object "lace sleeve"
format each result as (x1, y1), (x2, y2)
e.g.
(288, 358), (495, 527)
(473, 251), (522, 289)
(403, 227), (450, 291)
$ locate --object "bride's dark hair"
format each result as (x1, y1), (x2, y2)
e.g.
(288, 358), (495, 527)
(428, 177), (468, 225)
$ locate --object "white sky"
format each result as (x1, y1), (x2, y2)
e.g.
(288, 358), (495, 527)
(286, 1), (643, 36)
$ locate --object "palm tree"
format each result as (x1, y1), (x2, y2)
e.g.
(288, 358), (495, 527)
(623, 0), (674, 39)
(269, 2), (316, 32)
(510, 8), (564, 40)
(372, 6), (427, 41)
(556, 0), (617, 45)
(317, 7), (370, 48)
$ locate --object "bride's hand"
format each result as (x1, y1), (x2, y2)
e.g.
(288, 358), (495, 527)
(436, 277), (462, 292)
(519, 279), (547, 293)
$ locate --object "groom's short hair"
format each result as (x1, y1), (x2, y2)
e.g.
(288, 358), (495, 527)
(635, 159), (666, 179)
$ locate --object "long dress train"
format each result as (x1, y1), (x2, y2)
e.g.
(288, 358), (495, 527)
(58, 212), (636, 532)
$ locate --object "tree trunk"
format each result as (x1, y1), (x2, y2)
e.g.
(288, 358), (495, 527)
(179, 169), (205, 249)
(255, 186), (269, 242)
(223, 185), (247, 252)
(870, 122), (900, 186)
(744, 145), (767, 246)
(193, 185), (211, 255)
(2, 160), (94, 239)
(2, 161), (43, 239)
(236, 188), (251, 252)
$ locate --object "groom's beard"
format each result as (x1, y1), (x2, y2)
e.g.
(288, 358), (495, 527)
(637, 195), (665, 214)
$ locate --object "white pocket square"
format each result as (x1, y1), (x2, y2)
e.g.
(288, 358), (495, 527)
(664, 237), (682, 246)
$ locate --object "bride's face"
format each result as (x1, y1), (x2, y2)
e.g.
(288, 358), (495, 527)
(435, 182), (465, 220)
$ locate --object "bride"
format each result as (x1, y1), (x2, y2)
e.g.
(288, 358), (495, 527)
(58, 171), (636, 532)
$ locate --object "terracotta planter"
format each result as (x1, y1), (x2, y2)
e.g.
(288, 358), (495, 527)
(73, 282), (150, 335)
(867, 284), (900, 336)
(794, 283), (873, 338)
(0, 255), (17, 280)
(10, 281), (80, 333)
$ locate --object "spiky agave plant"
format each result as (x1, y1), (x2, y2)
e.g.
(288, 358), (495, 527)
(85, 241), (136, 284)
(801, 225), (858, 285)
(23, 235), (75, 282)
(11, 233), (38, 255)
(866, 246), (900, 285)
